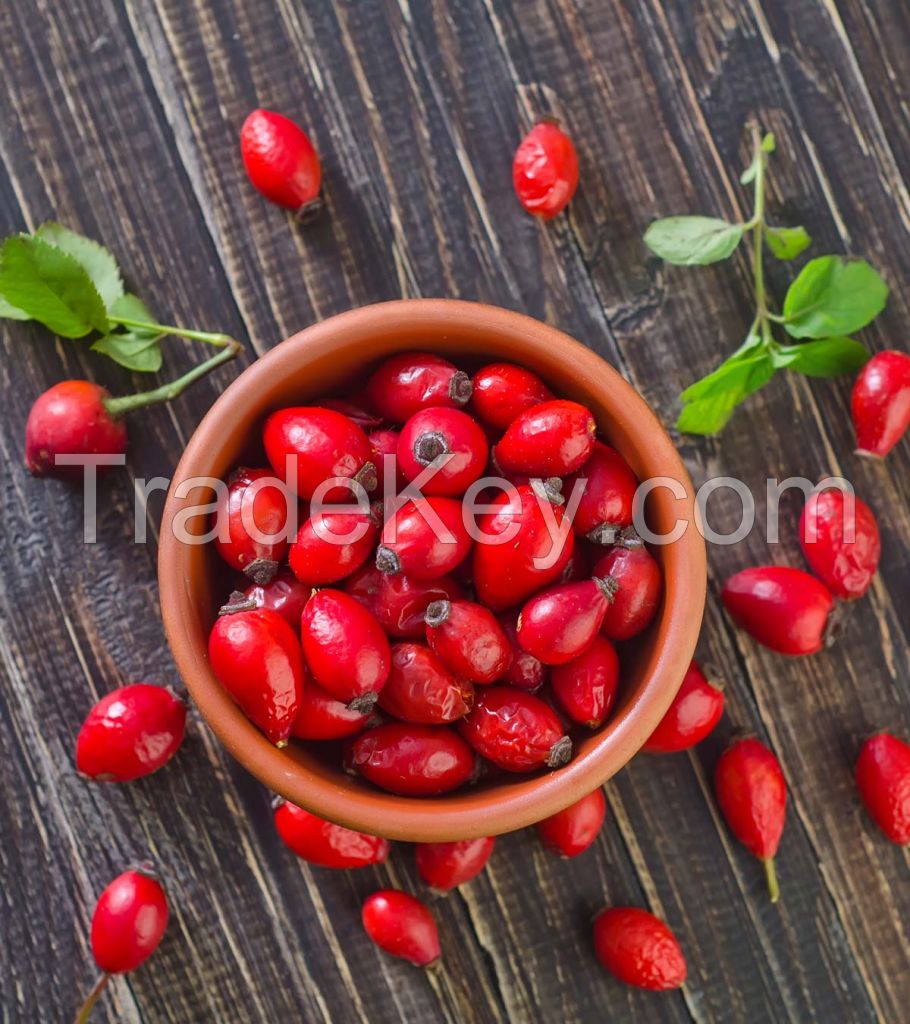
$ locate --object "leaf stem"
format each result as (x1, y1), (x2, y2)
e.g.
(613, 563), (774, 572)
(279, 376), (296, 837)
(74, 973), (110, 1024)
(108, 315), (235, 348)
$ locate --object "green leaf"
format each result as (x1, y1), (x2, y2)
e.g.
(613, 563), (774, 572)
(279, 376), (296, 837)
(35, 222), (124, 308)
(772, 337), (871, 378)
(766, 225), (811, 261)
(0, 293), (30, 320)
(761, 132), (776, 153)
(783, 256), (888, 338)
(92, 331), (162, 372)
(677, 350), (775, 434)
(644, 216), (743, 265)
(0, 236), (108, 337)
(677, 392), (743, 435)
(110, 292), (156, 327)
(740, 160), (758, 185)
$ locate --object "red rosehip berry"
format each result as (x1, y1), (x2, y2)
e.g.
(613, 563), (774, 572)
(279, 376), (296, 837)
(240, 109), (322, 218)
(851, 350), (910, 457)
(213, 467), (291, 584)
(470, 362), (554, 431)
(592, 532), (663, 641)
(799, 489), (880, 600)
(362, 890), (440, 967)
(593, 907), (687, 991)
(378, 643), (474, 724)
(424, 599), (512, 685)
(76, 684), (186, 783)
(512, 120), (579, 220)
(536, 788), (606, 857)
(369, 428), (407, 494)
(516, 577), (617, 666)
(291, 677), (373, 741)
(90, 865), (169, 974)
(288, 507), (378, 585)
(243, 568), (312, 629)
(564, 442), (638, 544)
(365, 352), (472, 423)
(855, 732), (910, 845)
(497, 609), (547, 692)
(376, 497), (472, 580)
(721, 566), (835, 656)
(714, 736), (786, 902)
(493, 400), (596, 477)
(397, 407), (488, 496)
(273, 799), (390, 868)
(549, 635), (619, 728)
(343, 564), (466, 638)
(319, 395), (383, 430)
(415, 836), (495, 892)
(642, 660), (724, 754)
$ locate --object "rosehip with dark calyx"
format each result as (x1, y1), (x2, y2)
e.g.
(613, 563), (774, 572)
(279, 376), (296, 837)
(470, 362), (554, 430)
(378, 643), (474, 724)
(458, 686), (571, 772)
(714, 736), (786, 902)
(855, 732), (910, 845)
(517, 577), (617, 666)
(536, 788), (606, 857)
(273, 799), (390, 868)
(291, 678), (373, 741)
(416, 837), (495, 892)
(513, 120), (579, 220)
(240, 109), (322, 218)
(362, 890), (440, 967)
(851, 350), (910, 457)
(289, 507), (378, 585)
(494, 400), (596, 477)
(369, 428), (407, 494)
(397, 407), (488, 496)
(213, 466), (290, 584)
(498, 609), (547, 692)
(343, 564), (465, 638)
(642, 660), (724, 753)
(549, 636), (619, 728)
(76, 684), (186, 783)
(365, 351), (472, 423)
(721, 566), (835, 656)
(564, 442), (638, 544)
(319, 396), (383, 430)
(345, 722), (477, 796)
(89, 864), (169, 975)
(244, 569), (311, 629)
(593, 532), (662, 640)
(376, 497), (472, 580)
(799, 489), (880, 600)
(425, 600), (512, 685)
(593, 907), (687, 991)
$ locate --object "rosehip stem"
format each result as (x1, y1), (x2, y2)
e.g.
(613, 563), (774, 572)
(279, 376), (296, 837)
(763, 857), (780, 904)
(107, 315), (235, 349)
(74, 973), (110, 1024)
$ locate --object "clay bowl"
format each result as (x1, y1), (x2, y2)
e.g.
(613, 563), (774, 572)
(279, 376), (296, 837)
(158, 299), (706, 841)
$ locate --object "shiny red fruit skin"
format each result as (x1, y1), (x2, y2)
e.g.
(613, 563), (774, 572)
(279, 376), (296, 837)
(470, 362), (554, 430)
(273, 800), (390, 867)
(593, 537), (662, 641)
(365, 352), (472, 423)
(799, 490), (880, 600)
(289, 508), (378, 585)
(208, 606), (303, 744)
(593, 907), (687, 991)
(369, 428), (407, 494)
(512, 121), (579, 220)
(300, 590), (390, 706)
(425, 600), (512, 684)
(244, 569), (311, 629)
(263, 406), (375, 501)
(25, 381), (127, 478)
(517, 578), (615, 665)
(458, 686), (571, 772)
(362, 890), (440, 967)
(343, 564), (465, 638)
(90, 867), (169, 974)
(564, 442), (638, 544)
(397, 407), (489, 496)
(549, 635), (619, 728)
(345, 722), (476, 796)
(213, 467), (290, 583)
(494, 400), (596, 477)
(721, 566), (834, 656)
(473, 483), (574, 610)
(498, 609), (547, 692)
(415, 837), (495, 891)
(291, 677), (372, 741)
(643, 660), (724, 753)
(378, 643), (474, 724)
(714, 737), (786, 861)
(376, 497), (472, 580)
(851, 350), (910, 456)
(319, 396), (383, 430)
(240, 109), (321, 214)
(76, 684), (186, 782)
(855, 732), (910, 845)
(536, 788), (606, 857)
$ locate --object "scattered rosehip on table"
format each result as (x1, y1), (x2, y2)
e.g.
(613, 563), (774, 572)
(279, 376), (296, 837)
(855, 732), (910, 845)
(415, 837), (495, 892)
(799, 489), (880, 600)
(512, 120), (579, 220)
(642, 660), (724, 754)
(536, 788), (606, 857)
(362, 890), (441, 967)
(851, 349), (910, 457)
(593, 907), (687, 991)
(273, 799), (390, 868)
(240, 109), (322, 220)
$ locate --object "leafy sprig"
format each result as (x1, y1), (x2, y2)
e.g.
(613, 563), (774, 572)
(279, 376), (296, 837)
(644, 125), (888, 435)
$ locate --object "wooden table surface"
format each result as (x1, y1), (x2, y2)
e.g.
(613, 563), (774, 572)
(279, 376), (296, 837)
(1, 1), (908, 1021)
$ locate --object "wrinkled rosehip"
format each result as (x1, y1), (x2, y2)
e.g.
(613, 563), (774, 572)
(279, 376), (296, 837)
(536, 788), (606, 857)
(376, 497), (472, 580)
(343, 564), (466, 638)
(512, 121), (579, 220)
(517, 577), (617, 665)
(470, 362), (554, 430)
(378, 643), (474, 724)
(855, 732), (910, 845)
(397, 407), (488, 496)
(593, 907), (687, 991)
(425, 599), (512, 684)
(243, 568), (311, 629)
(291, 677), (373, 741)
(593, 532), (662, 640)
(415, 837), (495, 892)
(549, 635), (619, 728)
(498, 609), (547, 692)
(362, 890), (440, 967)
(494, 400), (596, 477)
(366, 352), (472, 423)
(564, 442), (637, 544)
(90, 865), (169, 974)
(799, 489), (880, 600)
(214, 466), (291, 584)
(273, 799), (390, 868)
(642, 660), (724, 754)
(240, 108), (322, 217)
(851, 350), (910, 457)
(289, 507), (378, 585)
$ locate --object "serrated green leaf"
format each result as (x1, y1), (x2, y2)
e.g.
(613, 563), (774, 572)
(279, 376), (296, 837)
(110, 292), (156, 331)
(92, 331), (162, 372)
(644, 216), (743, 265)
(783, 256), (888, 339)
(0, 293), (30, 320)
(35, 222), (124, 308)
(761, 132), (776, 153)
(772, 337), (870, 377)
(0, 236), (108, 337)
(766, 225), (811, 261)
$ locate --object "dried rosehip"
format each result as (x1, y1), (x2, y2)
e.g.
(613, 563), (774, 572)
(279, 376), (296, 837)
(424, 599), (512, 684)
(343, 564), (466, 638)
(378, 643), (474, 724)
(799, 489), (880, 600)
(512, 120), (579, 220)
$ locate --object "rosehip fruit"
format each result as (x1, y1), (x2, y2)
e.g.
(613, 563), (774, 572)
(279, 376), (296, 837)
(592, 532), (662, 640)
(369, 428), (407, 494)
(243, 568), (311, 629)
(300, 590), (390, 709)
(288, 507), (378, 585)
(378, 643), (474, 724)
(76, 684), (186, 782)
(263, 406), (376, 501)
(493, 400), (596, 477)
(25, 381), (127, 478)
(458, 686), (571, 772)
(365, 351), (472, 422)
(376, 497), (472, 580)
(90, 865), (169, 974)
(397, 407), (488, 496)
(855, 732), (910, 845)
(470, 362), (554, 430)
(240, 109), (322, 218)
(799, 489), (880, 600)
(424, 599), (512, 685)
(319, 395), (383, 430)
(593, 907), (687, 991)
(512, 120), (579, 220)
(213, 466), (290, 584)
(564, 442), (638, 544)
(208, 598), (304, 745)
(291, 678), (373, 741)
(536, 788), (606, 857)
(362, 890), (440, 967)
(273, 799), (390, 867)
(498, 609), (547, 692)
(642, 660), (724, 753)
(851, 350), (910, 457)
(516, 577), (617, 665)
(343, 564), (465, 638)
(714, 736), (786, 902)
(415, 837), (495, 892)
(345, 722), (477, 796)
(721, 566), (835, 656)
(549, 635), (619, 728)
